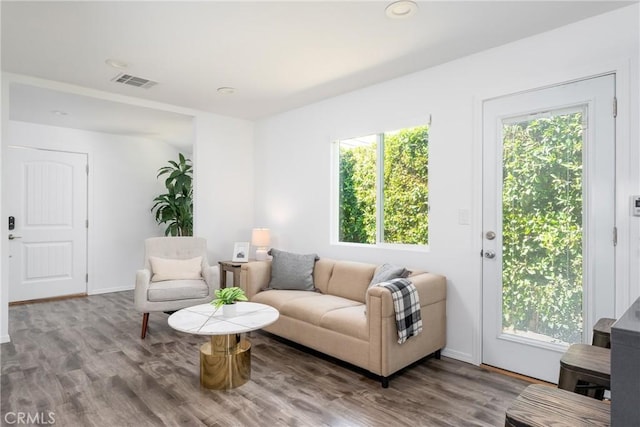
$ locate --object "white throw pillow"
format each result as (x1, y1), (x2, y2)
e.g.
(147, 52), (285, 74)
(149, 256), (203, 282)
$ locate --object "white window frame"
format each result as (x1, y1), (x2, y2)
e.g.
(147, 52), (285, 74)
(331, 127), (430, 250)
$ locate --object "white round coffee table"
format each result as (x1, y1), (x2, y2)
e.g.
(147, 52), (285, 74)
(168, 301), (279, 389)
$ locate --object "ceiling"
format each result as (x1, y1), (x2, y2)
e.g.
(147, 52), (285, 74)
(2, 1), (635, 147)
(9, 83), (195, 149)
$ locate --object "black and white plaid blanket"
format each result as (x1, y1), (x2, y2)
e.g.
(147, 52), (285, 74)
(376, 278), (422, 344)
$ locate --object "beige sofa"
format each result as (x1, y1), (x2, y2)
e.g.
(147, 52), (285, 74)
(240, 258), (446, 387)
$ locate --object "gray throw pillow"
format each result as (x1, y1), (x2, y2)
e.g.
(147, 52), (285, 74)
(368, 263), (410, 288)
(268, 248), (319, 291)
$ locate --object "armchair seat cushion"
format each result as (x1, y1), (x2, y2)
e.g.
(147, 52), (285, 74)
(147, 279), (209, 302)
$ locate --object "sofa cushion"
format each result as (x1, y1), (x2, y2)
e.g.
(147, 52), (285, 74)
(280, 295), (362, 325)
(312, 259), (336, 294)
(147, 279), (208, 302)
(252, 289), (322, 311)
(326, 261), (376, 303)
(268, 248), (318, 291)
(320, 305), (368, 341)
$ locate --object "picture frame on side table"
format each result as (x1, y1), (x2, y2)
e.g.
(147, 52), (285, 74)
(232, 242), (250, 263)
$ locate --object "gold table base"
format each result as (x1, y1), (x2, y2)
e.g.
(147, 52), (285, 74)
(200, 334), (251, 389)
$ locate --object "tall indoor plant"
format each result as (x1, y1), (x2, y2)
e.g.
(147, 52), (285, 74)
(151, 153), (193, 236)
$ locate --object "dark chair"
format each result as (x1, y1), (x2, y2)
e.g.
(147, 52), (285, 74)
(592, 317), (616, 348)
(558, 343), (610, 400)
(583, 317), (616, 399)
(505, 384), (610, 427)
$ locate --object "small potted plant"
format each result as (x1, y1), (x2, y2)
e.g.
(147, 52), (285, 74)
(211, 287), (248, 317)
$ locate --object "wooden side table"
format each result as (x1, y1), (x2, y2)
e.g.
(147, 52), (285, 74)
(218, 260), (246, 289)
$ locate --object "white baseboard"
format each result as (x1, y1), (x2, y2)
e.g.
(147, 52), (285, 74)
(0, 334), (11, 344)
(441, 348), (475, 365)
(88, 285), (134, 295)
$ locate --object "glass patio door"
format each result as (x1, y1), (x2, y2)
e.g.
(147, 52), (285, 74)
(482, 75), (616, 382)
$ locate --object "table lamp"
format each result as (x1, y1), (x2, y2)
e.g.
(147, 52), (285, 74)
(251, 228), (271, 261)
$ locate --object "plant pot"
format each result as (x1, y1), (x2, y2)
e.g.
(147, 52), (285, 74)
(222, 303), (237, 318)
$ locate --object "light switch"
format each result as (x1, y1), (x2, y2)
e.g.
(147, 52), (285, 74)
(458, 209), (470, 225)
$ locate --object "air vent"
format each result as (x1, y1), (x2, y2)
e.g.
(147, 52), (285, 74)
(111, 73), (158, 89)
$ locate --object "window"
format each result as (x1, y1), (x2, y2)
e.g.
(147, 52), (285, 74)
(336, 124), (429, 246)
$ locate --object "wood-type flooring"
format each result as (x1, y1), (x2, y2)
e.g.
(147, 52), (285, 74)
(1, 291), (529, 426)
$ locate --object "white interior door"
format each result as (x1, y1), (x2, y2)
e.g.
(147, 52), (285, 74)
(482, 75), (616, 383)
(7, 147), (88, 302)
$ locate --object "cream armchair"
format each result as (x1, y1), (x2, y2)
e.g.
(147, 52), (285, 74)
(134, 237), (219, 338)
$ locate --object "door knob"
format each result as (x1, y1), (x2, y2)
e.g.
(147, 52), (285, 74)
(484, 250), (496, 259)
(8, 234), (22, 240)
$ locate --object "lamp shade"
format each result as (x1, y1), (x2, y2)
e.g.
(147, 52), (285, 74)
(251, 228), (271, 247)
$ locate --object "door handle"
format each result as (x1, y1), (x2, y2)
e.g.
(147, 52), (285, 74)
(8, 234), (22, 240)
(484, 250), (496, 259)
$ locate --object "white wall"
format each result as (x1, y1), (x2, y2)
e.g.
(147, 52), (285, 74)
(253, 5), (640, 363)
(193, 113), (255, 262)
(6, 120), (183, 295)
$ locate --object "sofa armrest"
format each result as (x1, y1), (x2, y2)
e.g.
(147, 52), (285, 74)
(367, 286), (394, 318)
(202, 265), (220, 296)
(134, 268), (152, 312)
(409, 273), (447, 306)
(367, 272), (446, 316)
(240, 261), (272, 300)
(366, 271), (447, 377)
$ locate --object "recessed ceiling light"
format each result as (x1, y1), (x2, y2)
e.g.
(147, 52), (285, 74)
(385, 0), (418, 19)
(105, 58), (129, 69)
(217, 87), (236, 95)
(51, 110), (68, 116)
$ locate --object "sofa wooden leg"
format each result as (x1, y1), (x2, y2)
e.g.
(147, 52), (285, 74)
(381, 377), (389, 388)
(435, 349), (441, 359)
(141, 313), (149, 339)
